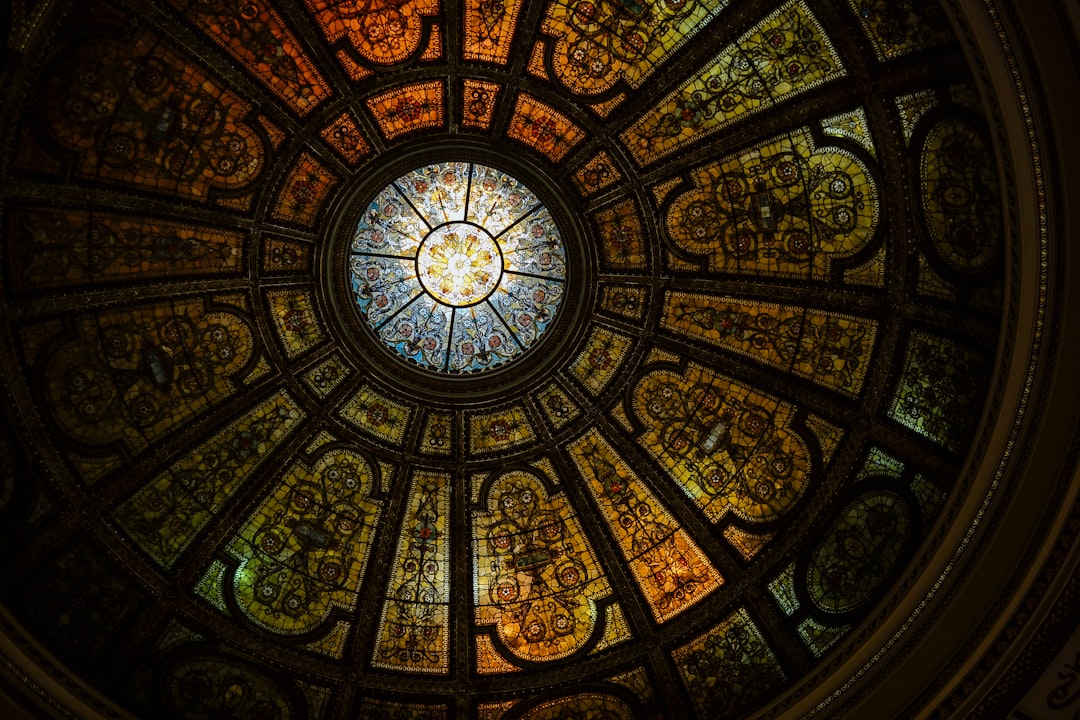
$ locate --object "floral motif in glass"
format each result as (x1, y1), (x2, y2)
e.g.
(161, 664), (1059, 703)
(349, 162), (566, 374)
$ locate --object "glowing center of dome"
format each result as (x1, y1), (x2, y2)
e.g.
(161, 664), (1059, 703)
(347, 161), (567, 375)
(416, 223), (502, 306)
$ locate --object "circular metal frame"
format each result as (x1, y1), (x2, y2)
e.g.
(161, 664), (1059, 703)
(320, 139), (595, 402)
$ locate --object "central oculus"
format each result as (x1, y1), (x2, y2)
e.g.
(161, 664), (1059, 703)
(416, 223), (502, 307)
(348, 162), (567, 375)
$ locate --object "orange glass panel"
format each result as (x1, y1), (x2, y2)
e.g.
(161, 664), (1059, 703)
(337, 49), (375, 81)
(464, 0), (524, 64)
(462, 79), (501, 129)
(573, 151), (622, 196)
(421, 23), (443, 60)
(507, 93), (585, 163)
(320, 111), (373, 165)
(257, 114), (287, 149)
(366, 81), (446, 140)
(271, 152), (340, 227)
(168, 0), (330, 116)
(568, 429), (723, 622)
(303, 0), (439, 66)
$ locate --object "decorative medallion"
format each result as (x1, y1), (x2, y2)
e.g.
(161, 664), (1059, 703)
(348, 162), (567, 374)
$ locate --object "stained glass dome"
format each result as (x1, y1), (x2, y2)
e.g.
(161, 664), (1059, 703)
(0, 1), (1075, 719)
(348, 162), (566, 374)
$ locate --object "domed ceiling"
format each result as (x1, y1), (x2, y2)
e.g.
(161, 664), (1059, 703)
(0, 0), (1015, 718)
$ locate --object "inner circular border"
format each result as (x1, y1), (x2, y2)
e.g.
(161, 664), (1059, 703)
(320, 141), (596, 402)
(415, 221), (504, 308)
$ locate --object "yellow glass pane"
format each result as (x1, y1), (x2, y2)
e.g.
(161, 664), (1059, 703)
(673, 607), (786, 717)
(631, 363), (811, 524)
(113, 392), (303, 567)
(473, 469), (611, 661)
(227, 447), (383, 634)
(542, 0), (728, 95)
(661, 291), (877, 396)
(267, 288), (325, 360)
(338, 382), (414, 446)
(42, 299), (254, 450)
(568, 326), (633, 396)
(622, 0), (844, 164)
(372, 470), (451, 673)
(663, 129), (877, 278)
(468, 405), (536, 455)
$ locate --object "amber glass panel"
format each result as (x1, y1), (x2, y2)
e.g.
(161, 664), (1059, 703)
(661, 292), (876, 396)
(631, 364), (811, 524)
(372, 470), (451, 673)
(271, 153), (340, 227)
(573, 151), (622, 197)
(464, 0), (524, 64)
(568, 429), (723, 622)
(542, 0), (727, 96)
(663, 130), (877, 278)
(591, 200), (647, 270)
(227, 447), (383, 634)
(518, 693), (634, 719)
(473, 469), (610, 661)
(367, 81), (446, 140)
(320, 111), (372, 165)
(6, 207), (243, 291)
(622, 0), (844, 164)
(507, 94), (586, 163)
(42, 34), (265, 200)
(41, 299), (254, 450)
(304, 0), (439, 65)
(462, 79), (501, 130)
(169, 0), (330, 115)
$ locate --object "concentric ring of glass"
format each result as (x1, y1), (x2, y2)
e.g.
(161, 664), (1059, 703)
(348, 162), (567, 374)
